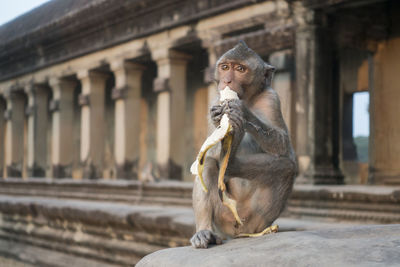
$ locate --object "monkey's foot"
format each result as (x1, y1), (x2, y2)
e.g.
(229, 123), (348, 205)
(236, 225), (278, 238)
(190, 230), (222, 249)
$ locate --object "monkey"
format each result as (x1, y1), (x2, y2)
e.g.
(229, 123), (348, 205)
(190, 41), (297, 248)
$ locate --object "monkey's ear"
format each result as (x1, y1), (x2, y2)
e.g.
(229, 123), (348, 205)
(264, 63), (276, 77)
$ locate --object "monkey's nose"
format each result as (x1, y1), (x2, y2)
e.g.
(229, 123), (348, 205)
(223, 78), (232, 84)
(223, 72), (233, 84)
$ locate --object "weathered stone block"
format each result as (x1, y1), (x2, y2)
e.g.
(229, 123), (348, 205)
(137, 224), (400, 267)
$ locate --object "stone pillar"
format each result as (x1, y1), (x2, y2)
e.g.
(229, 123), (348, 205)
(4, 90), (26, 177)
(49, 78), (76, 178)
(294, 6), (343, 184)
(269, 50), (295, 140)
(25, 84), (49, 177)
(202, 45), (219, 134)
(78, 70), (108, 179)
(342, 94), (357, 161)
(0, 97), (6, 177)
(152, 49), (191, 179)
(205, 47), (219, 106)
(110, 60), (144, 179)
(369, 38), (400, 184)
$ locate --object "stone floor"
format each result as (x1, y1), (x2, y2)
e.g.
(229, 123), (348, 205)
(137, 224), (400, 267)
(0, 256), (34, 267)
(0, 239), (120, 267)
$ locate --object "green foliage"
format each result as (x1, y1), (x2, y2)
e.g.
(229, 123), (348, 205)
(354, 136), (369, 163)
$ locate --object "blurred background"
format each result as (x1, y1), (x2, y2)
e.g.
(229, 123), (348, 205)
(0, 0), (398, 266)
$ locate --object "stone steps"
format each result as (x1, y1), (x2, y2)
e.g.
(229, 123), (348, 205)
(0, 238), (121, 267)
(287, 184), (400, 223)
(0, 194), (363, 266)
(1, 179), (399, 224)
(0, 195), (194, 266)
(0, 178), (193, 206)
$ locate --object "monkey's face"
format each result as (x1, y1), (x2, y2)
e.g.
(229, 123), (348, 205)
(216, 59), (262, 102)
(215, 41), (275, 103)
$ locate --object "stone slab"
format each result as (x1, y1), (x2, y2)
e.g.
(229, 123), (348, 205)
(0, 195), (194, 265)
(0, 194), (388, 266)
(1, 179), (400, 224)
(137, 224), (400, 267)
(0, 195), (195, 239)
(0, 238), (119, 267)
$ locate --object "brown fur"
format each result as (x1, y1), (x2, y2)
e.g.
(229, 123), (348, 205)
(191, 41), (297, 248)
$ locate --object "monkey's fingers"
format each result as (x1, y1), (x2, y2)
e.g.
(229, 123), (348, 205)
(236, 225), (279, 238)
(222, 191), (243, 226)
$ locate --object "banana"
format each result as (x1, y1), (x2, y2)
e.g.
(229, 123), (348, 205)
(236, 225), (279, 238)
(190, 86), (243, 225)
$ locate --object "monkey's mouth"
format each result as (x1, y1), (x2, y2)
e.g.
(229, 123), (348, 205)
(220, 86), (239, 101)
(220, 87), (242, 99)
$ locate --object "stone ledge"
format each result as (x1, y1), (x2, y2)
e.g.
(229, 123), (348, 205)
(0, 195), (195, 266)
(1, 179), (399, 224)
(0, 178), (193, 206)
(0, 194), (386, 266)
(137, 224), (400, 267)
(0, 238), (120, 267)
(287, 184), (400, 223)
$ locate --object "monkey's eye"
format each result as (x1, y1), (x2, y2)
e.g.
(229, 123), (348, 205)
(235, 65), (246, 73)
(220, 64), (230, 71)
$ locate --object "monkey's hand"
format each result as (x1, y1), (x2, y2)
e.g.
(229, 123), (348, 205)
(226, 99), (245, 132)
(190, 230), (222, 249)
(210, 104), (227, 128)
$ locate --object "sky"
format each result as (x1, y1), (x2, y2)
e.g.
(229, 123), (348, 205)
(353, 92), (370, 137)
(0, 0), (51, 26)
(0, 1), (370, 138)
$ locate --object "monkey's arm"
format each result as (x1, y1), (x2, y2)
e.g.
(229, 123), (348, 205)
(245, 111), (290, 156)
(226, 95), (291, 157)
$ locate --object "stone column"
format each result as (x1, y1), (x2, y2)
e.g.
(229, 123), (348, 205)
(0, 97), (6, 177)
(269, 50), (295, 140)
(202, 45), (219, 135)
(78, 70), (108, 179)
(294, 6), (343, 184)
(152, 49), (191, 180)
(49, 78), (76, 178)
(369, 38), (400, 184)
(110, 60), (144, 179)
(341, 94), (357, 161)
(25, 84), (49, 177)
(4, 90), (26, 177)
(205, 47), (219, 107)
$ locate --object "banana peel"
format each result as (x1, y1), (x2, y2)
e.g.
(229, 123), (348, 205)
(236, 225), (279, 238)
(190, 114), (232, 193)
(190, 86), (243, 226)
